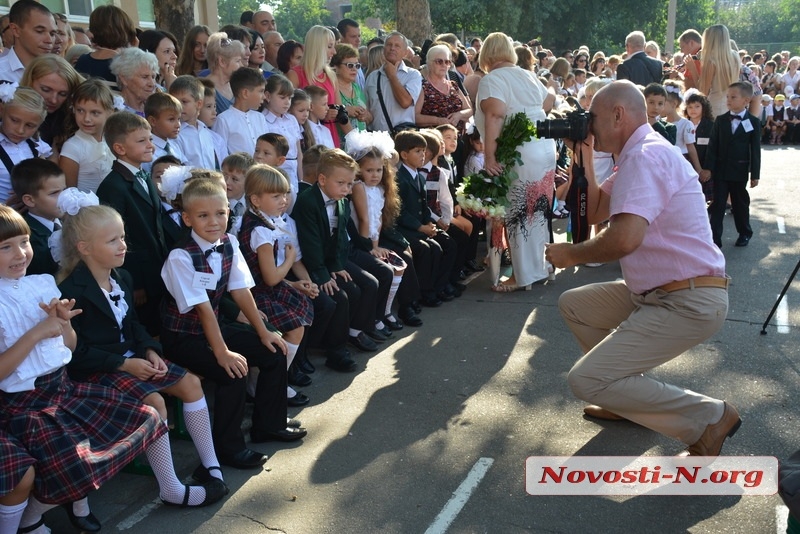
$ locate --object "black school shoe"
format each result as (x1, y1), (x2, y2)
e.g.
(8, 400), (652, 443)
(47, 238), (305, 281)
(383, 315), (404, 331)
(735, 234), (751, 247)
(349, 332), (378, 351)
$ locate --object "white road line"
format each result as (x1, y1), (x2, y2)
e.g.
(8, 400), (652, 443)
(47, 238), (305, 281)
(777, 504), (788, 534)
(777, 217), (786, 234)
(116, 499), (162, 530)
(424, 457), (494, 534)
(777, 294), (790, 334)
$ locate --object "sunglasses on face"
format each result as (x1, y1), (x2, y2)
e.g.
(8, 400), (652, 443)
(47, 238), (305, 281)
(344, 62), (361, 70)
(433, 58), (452, 66)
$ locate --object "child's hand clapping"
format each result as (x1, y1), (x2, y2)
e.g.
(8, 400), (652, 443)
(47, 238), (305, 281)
(40, 298), (82, 322)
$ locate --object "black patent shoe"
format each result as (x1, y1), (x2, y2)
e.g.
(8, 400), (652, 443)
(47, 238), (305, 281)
(383, 315), (404, 331)
(62, 505), (102, 533)
(288, 364), (312, 387)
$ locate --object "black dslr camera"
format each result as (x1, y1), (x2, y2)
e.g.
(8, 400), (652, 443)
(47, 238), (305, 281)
(536, 109), (590, 141)
(329, 104), (349, 124)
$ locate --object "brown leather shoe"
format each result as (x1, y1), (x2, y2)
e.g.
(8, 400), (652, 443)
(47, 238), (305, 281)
(583, 405), (627, 421)
(683, 402), (741, 457)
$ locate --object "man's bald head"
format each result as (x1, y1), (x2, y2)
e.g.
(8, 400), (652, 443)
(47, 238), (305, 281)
(253, 10), (276, 34)
(625, 31), (646, 53)
(590, 81), (647, 154)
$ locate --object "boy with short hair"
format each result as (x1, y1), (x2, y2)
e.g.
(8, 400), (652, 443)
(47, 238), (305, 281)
(299, 144), (328, 194)
(11, 157), (64, 275)
(221, 152), (253, 235)
(643, 83), (676, 145)
(160, 178), (305, 469)
(419, 129), (469, 292)
(96, 111), (167, 335)
(294, 149), (384, 370)
(144, 92), (186, 171)
(170, 75), (228, 170)
(304, 85), (335, 149)
(394, 130), (458, 306)
(254, 132), (288, 168)
(703, 81), (761, 247)
(213, 67), (269, 156)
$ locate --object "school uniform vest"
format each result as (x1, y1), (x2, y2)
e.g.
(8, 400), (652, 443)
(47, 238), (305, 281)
(238, 211), (276, 288)
(162, 235), (234, 335)
(422, 166), (442, 216)
(774, 106), (786, 121)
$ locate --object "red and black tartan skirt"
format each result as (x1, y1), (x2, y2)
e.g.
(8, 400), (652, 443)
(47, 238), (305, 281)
(0, 430), (35, 497)
(252, 281), (313, 333)
(0, 368), (165, 504)
(83, 359), (187, 401)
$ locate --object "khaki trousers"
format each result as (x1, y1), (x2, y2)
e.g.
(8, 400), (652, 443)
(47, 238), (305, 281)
(559, 280), (728, 444)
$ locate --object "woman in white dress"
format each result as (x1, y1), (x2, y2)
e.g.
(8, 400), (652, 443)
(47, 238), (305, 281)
(474, 32), (556, 291)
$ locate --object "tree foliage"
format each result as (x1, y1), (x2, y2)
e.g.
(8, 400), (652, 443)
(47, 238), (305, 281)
(274, 0), (334, 42)
(719, 0), (800, 51)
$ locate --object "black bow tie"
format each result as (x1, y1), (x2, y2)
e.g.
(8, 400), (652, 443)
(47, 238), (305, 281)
(732, 113), (745, 121)
(109, 294), (122, 306)
(204, 244), (224, 258)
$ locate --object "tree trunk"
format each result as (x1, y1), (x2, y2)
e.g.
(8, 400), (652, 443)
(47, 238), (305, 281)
(395, 0), (432, 47)
(154, 0), (195, 44)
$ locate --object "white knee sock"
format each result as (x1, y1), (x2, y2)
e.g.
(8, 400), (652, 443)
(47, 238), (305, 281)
(71, 496), (90, 517)
(385, 275), (403, 317)
(0, 500), (27, 533)
(246, 368), (260, 398)
(145, 426), (207, 506)
(19, 496), (55, 531)
(182, 397), (223, 481)
(285, 342), (299, 370)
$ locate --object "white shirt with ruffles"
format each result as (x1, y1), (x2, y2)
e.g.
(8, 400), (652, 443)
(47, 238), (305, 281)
(0, 275), (71, 393)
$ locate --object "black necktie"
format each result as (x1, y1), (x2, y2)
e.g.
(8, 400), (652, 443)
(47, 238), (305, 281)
(204, 244), (224, 258)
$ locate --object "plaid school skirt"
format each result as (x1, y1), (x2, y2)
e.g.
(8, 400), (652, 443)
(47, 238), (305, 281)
(0, 431), (35, 498)
(0, 368), (165, 504)
(252, 281), (313, 332)
(84, 359), (187, 401)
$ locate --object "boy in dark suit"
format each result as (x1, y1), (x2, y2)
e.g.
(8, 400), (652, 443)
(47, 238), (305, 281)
(394, 131), (457, 307)
(97, 112), (168, 335)
(703, 81), (761, 247)
(294, 149), (381, 371)
(11, 158), (65, 275)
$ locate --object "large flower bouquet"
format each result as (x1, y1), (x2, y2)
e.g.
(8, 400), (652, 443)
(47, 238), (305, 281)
(456, 112), (538, 219)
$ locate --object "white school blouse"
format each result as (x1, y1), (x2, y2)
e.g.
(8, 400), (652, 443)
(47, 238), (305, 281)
(0, 275), (71, 393)
(214, 107), (269, 156)
(60, 130), (115, 193)
(0, 132), (52, 203)
(249, 212), (302, 266)
(161, 231), (254, 314)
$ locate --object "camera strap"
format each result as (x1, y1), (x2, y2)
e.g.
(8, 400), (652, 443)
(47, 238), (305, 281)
(376, 72), (397, 134)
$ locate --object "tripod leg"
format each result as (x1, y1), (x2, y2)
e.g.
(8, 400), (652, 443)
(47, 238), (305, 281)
(761, 258), (800, 334)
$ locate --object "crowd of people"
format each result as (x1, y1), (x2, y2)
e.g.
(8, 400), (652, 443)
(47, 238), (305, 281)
(0, 0), (790, 531)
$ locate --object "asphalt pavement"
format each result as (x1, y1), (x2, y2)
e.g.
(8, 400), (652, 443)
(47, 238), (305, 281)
(43, 143), (800, 534)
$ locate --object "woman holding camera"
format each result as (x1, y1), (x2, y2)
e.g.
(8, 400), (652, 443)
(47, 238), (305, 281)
(332, 43), (371, 135)
(287, 25), (348, 147)
(415, 44), (472, 129)
(476, 32), (556, 292)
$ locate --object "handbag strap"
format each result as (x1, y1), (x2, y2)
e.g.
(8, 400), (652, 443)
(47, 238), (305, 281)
(376, 72), (396, 133)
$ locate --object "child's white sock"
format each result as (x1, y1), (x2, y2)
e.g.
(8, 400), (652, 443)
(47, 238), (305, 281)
(18, 497), (55, 532)
(182, 397), (223, 480)
(0, 500), (27, 533)
(145, 426), (207, 505)
(285, 341), (299, 370)
(385, 275), (403, 317)
(71, 496), (90, 517)
(246, 368), (260, 398)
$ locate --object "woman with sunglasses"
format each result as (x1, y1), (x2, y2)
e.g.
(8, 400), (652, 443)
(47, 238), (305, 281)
(415, 44), (472, 128)
(332, 43), (371, 134)
(572, 52), (589, 70)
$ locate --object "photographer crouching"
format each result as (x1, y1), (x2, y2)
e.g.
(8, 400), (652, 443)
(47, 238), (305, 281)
(544, 80), (738, 457)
